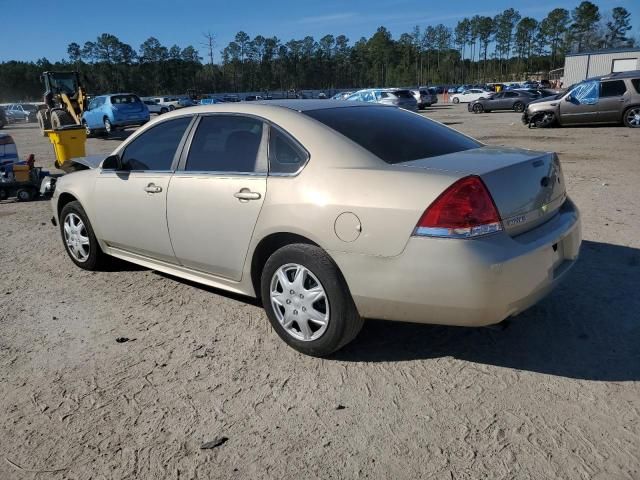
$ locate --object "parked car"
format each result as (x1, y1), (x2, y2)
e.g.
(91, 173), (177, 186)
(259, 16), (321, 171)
(51, 100), (581, 356)
(177, 97), (197, 108)
(450, 89), (491, 104)
(0, 107), (7, 129)
(523, 70), (640, 128)
(468, 90), (537, 113)
(82, 94), (150, 135)
(245, 95), (264, 101)
(222, 94), (241, 102)
(4, 104), (38, 123)
(516, 88), (559, 98)
(346, 89), (418, 111)
(150, 97), (179, 110)
(330, 92), (352, 100)
(410, 88), (437, 109)
(143, 99), (172, 115)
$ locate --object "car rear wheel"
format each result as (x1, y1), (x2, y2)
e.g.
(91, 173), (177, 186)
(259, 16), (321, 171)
(59, 201), (107, 270)
(103, 118), (112, 135)
(452, 97), (460, 104)
(513, 102), (525, 113)
(160, 107), (168, 114)
(623, 106), (640, 128)
(472, 103), (484, 113)
(261, 243), (363, 356)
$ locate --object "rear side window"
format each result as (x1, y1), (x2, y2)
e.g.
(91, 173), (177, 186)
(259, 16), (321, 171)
(305, 106), (480, 164)
(600, 80), (627, 97)
(121, 116), (191, 171)
(632, 79), (640, 93)
(185, 115), (265, 173)
(268, 127), (308, 174)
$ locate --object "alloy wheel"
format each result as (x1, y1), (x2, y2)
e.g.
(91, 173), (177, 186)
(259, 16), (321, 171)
(626, 107), (640, 127)
(270, 263), (330, 342)
(64, 213), (90, 262)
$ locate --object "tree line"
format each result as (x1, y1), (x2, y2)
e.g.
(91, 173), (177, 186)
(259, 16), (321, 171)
(0, 1), (635, 101)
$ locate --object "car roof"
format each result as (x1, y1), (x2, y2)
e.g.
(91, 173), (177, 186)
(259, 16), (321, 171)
(253, 99), (375, 111)
(586, 69), (640, 82)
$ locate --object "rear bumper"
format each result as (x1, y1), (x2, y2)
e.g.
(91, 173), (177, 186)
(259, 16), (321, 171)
(112, 116), (149, 127)
(331, 199), (581, 326)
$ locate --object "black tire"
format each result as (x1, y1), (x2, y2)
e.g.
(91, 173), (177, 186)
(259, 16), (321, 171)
(36, 110), (51, 136)
(473, 103), (484, 113)
(16, 188), (34, 202)
(622, 106), (640, 128)
(50, 110), (74, 130)
(160, 107), (168, 114)
(103, 118), (113, 135)
(452, 97), (460, 104)
(0, 189), (8, 200)
(513, 101), (525, 113)
(533, 111), (556, 128)
(261, 243), (364, 356)
(59, 201), (107, 270)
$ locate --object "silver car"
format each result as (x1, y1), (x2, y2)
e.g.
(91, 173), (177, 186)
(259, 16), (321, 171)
(347, 89), (418, 111)
(51, 101), (581, 356)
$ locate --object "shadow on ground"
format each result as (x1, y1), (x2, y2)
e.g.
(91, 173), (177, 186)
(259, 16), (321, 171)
(334, 240), (640, 381)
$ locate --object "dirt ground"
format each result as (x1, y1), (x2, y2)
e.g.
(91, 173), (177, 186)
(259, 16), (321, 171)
(1, 105), (639, 480)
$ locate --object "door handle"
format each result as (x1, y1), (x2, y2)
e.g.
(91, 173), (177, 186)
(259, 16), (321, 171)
(234, 188), (261, 201)
(144, 183), (162, 194)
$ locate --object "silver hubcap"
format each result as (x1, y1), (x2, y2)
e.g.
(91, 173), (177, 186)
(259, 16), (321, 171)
(64, 213), (90, 262)
(105, 120), (111, 132)
(270, 264), (329, 342)
(627, 108), (640, 127)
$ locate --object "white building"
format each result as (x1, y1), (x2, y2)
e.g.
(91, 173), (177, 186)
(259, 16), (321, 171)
(563, 48), (640, 86)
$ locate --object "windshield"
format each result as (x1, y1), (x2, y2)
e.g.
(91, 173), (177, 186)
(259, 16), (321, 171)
(111, 95), (141, 104)
(49, 74), (78, 95)
(304, 106), (480, 164)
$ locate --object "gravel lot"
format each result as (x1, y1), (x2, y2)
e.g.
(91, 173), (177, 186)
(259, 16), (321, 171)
(1, 105), (639, 479)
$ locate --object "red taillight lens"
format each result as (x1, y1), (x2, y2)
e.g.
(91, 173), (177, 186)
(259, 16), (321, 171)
(414, 176), (502, 238)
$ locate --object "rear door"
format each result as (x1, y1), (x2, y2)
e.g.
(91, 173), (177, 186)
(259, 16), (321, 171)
(166, 114), (268, 280)
(597, 80), (628, 123)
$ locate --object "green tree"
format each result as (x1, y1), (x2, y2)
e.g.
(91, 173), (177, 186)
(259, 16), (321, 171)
(569, 1), (601, 51)
(539, 8), (570, 67)
(605, 7), (632, 47)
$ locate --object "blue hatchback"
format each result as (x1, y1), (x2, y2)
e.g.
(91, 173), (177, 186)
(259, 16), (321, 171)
(82, 93), (149, 136)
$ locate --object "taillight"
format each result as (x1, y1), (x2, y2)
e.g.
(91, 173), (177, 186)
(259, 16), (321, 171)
(413, 176), (502, 238)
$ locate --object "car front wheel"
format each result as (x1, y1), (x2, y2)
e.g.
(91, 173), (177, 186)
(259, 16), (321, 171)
(473, 103), (484, 113)
(59, 201), (107, 270)
(513, 101), (525, 112)
(261, 244), (363, 356)
(452, 97), (460, 104)
(623, 106), (640, 128)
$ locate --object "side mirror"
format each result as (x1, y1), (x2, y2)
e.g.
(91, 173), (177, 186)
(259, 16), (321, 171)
(102, 154), (122, 170)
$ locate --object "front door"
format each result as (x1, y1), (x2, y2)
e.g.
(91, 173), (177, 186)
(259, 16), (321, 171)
(597, 80), (628, 123)
(559, 80), (599, 125)
(94, 116), (193, 263)
(167, 114), (268, 281)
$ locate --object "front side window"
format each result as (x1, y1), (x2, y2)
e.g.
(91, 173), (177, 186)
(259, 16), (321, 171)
(185, 115), (265, 173)
(268, 127), (308, 174)
(120, 116), (192, 171)
(305, 106), (480, 164)
(600, 80), (627, 97)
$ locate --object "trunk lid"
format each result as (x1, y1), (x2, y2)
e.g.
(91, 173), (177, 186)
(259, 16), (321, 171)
(397, 146), (566, 236)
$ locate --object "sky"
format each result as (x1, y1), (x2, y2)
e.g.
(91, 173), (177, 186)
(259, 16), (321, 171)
(1, 0), (639, 62)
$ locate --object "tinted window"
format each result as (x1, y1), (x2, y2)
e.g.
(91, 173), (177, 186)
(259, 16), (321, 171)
(633, 79), (640, 93)
(504, 92), (518, 98)
(111, 94), (141, 104)
(185, 115), (264, 173)
(121, 116), (191, 171)
(305, 106), (480, 164)
(269, 127), (308, 174)
(393, 90), (413, 99)
(600, 80), (627, 97)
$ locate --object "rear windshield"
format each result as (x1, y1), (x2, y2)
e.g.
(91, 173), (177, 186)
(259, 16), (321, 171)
(305, 106), (480, 164)
(392, 90), (413, 99)
(111, 95), (140, 104)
